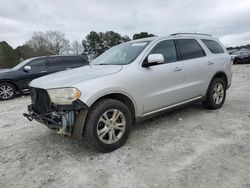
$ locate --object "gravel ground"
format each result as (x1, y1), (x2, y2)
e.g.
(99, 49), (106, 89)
(0, 65), (250, 188)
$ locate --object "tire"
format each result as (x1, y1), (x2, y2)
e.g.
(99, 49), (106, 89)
(203, 77), (226, 109)
(0, 82), (16, 100)
(84, 99), (132, 152)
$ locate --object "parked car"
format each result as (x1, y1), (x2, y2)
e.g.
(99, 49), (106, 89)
(232, 51), (250, 64)
(24, 33), (232, 152)
(0, 55), (89, 100)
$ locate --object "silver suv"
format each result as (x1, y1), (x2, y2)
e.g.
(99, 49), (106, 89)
(24, 33), (232, 152)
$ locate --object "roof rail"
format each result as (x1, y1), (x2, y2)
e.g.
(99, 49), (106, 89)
(170, 33), (212, 37)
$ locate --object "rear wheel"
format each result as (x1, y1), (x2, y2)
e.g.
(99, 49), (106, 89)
(85, 99), (132, 152)
(0, 82), (16, 100)
(203, 77), (226, 109)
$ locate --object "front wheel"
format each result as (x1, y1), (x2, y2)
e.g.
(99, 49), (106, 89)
(203, 77), (226, 109)
(0, 82), (16, 100)
(84, 99), (132, 152)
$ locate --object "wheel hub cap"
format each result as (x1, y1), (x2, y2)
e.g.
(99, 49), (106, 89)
(213, 83), (224, 104)
(97, 109), (126, 144)
(0, 85), (14, 99)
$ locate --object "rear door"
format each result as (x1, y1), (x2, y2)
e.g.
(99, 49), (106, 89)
(176, 38), (212, 99)
(47, 56), (68, 74)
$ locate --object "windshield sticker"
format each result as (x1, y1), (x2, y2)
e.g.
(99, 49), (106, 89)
(132, 42), (147, 47)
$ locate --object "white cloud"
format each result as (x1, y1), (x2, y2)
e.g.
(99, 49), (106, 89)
(0, 0), (250, 47)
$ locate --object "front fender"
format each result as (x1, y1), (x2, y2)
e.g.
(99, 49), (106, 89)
(83, 89), (140, 117)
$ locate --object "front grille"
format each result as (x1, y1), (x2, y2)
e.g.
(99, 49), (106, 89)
(30, 87), (52, 114)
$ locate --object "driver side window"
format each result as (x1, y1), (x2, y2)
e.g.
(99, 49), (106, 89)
(28, 58), (47, 69)
(150, 40), (177, 63)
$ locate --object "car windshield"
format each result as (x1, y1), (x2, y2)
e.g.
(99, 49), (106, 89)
(91, 41), (149, 65)
(12, 58), (32, 70)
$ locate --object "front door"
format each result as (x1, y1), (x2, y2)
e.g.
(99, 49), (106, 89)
(137, 39), (186, 114)
(18, 58), (48, 90)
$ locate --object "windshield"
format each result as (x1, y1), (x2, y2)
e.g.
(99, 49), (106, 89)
(12, 58), (32, 70)
(91, 41), (149, 65)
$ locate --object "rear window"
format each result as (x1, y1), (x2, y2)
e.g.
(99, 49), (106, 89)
(202, 39), (224, 54)
(177, 39), (206, 60)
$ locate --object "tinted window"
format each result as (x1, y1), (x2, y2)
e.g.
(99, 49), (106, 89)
(150, 40), (177, 63)
(202, 39), (224, 54)
(64, 57), (85, 66)
(28, 58), (46, 69)
(48, 57), (67, 68)
(177, 39), (205, 60)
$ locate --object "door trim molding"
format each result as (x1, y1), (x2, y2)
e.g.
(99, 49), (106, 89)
(142, 96), (203, 117)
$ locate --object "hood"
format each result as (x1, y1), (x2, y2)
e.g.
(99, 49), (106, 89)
(0, 69), (13, 78)
(0, 69), (11, 73)
(30, 65), (123, 89)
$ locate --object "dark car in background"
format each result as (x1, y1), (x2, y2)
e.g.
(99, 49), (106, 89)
(232, 51), (250, 64)
(0, 55), (89, 100)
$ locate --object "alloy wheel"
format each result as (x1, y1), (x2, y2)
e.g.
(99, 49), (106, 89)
(0, 85), (14, 99)
(97, 109), (126, 144)
(213, 82), (224, 104)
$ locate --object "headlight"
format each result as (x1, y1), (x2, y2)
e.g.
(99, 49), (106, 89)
(47, 87), (81, 105)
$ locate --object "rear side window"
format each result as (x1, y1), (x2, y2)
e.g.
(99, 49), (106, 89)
(177, 39), (206, 60)
(63, 57), (86, 66)
(202, 39), (224, 54)
(150, 40), (177, 63)
(48, 57), (67, 68)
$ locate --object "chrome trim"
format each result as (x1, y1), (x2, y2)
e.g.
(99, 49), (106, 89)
(142, 96), (203, 117)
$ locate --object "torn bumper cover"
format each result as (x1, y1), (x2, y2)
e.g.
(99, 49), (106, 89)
(23, 87), (89, 139)
(23, 100), (89, 140)
(23, 100), (88, 129)
(23, 87), (88, 139)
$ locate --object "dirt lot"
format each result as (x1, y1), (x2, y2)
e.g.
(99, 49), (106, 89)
(0, 65), (250, 188)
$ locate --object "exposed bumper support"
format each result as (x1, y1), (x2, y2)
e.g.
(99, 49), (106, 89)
(23, 100), (89, 139)
(23, 111), (63, 129)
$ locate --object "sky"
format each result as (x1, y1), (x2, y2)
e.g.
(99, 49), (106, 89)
(0, 0), (250, 48)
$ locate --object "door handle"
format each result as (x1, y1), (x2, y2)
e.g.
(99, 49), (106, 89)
(173, 67), (182, 71)
(41, 70), (47, 73)
(208, 61), (214, 65)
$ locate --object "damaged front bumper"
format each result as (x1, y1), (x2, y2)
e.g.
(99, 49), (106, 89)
(23, 100), (89, 139)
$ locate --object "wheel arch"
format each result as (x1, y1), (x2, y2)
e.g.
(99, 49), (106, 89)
(88, 92), (138, 122)
(211, 71), (228, 88)
(0, 80), (19, 91)
(73, 91), (139, 140)
(204, 71), (228, 100)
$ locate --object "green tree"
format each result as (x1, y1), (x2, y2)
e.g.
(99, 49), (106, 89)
(82, 31), (131, 58)
(0, 41), (20, 68)
(15, 44), (35, 60)
(133, 32), (156, 40)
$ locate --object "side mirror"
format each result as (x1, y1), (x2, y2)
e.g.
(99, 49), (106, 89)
(24, 66), (31, 72)
(142, 54), (164, 67)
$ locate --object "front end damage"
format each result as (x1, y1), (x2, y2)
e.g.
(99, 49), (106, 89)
(23, 87), (89, 140)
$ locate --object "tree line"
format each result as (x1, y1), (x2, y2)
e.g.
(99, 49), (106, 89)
(0, 31), (155, 69)
(226, 44), (250, 51)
